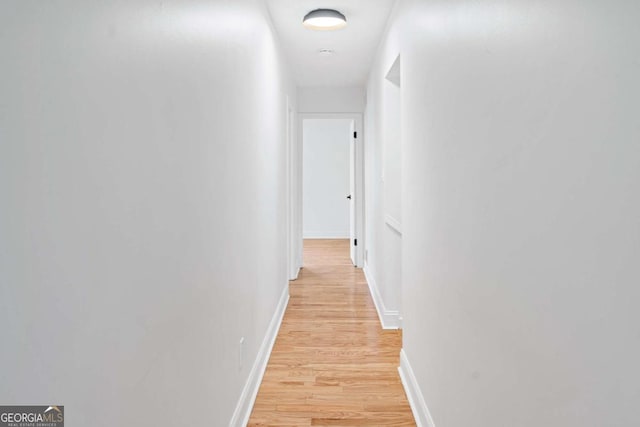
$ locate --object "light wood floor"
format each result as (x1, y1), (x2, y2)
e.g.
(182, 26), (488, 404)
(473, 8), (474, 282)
(248, 239), (416, 426)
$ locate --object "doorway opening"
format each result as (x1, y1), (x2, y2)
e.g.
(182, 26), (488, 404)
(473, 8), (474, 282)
(299, 114), (364, 268)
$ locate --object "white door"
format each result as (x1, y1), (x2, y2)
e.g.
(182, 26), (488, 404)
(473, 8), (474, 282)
(349, 120), (356, 266)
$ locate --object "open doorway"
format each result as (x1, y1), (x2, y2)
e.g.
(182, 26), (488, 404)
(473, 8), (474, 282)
(299, 114), (363, 267)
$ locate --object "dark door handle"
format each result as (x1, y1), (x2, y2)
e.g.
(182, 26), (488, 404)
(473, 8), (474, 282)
(346, 195), (352, 200)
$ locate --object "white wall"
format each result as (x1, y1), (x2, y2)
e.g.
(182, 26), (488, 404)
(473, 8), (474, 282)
(364, 26), (403, 328)
(298, 86), (366, 113)
(303, 119), (352, 238)
(0, 1), (295, 425)
(367, 0), (640, 426)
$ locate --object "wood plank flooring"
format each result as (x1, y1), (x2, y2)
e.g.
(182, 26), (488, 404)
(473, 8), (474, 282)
(248, 239), (416, 426)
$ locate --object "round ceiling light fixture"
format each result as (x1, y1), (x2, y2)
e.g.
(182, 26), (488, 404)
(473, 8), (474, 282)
(303, 9), (347, 31)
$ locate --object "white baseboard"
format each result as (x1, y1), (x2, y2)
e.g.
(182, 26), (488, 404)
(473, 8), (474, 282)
(303, 232), (350, 239)
(229, 285), (289, 427)
(363, 266), (401, 329)
(289, 265), (300, 281)
(399, 349), (436, 427)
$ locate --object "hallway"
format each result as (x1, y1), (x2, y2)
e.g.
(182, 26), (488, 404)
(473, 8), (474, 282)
(249, 240), (415, 426)
(2, 1), (639, 426)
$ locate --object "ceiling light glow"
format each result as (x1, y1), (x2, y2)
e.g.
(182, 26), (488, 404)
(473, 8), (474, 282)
(303, 9), (347, 31)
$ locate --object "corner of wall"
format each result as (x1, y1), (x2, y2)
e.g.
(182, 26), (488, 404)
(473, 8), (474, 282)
(398, 349), (436, 427)
(229, 284), (289, 427)
(363, 266), (401, 329)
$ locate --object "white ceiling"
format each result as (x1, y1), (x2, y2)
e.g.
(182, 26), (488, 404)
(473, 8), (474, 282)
(266, 0), (396, 88)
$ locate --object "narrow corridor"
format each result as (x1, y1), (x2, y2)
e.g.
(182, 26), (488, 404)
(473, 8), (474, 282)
(248, 239), (415, 426)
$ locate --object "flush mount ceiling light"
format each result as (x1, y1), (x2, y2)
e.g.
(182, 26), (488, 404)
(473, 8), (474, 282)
(303, 9), (347, 31)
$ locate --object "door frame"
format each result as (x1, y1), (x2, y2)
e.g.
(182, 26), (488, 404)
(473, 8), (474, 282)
(286, 98), (300, 280)
(297, 113), (365, 268)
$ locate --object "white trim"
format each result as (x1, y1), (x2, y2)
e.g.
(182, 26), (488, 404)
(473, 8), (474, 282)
(363, 266), (401, 329)
(299, 113), (365, 267)
(399, 349), (436, 427)
(303, 232), (350, 239)
(286, 98), (300, 281)
(384, 214), (402, 235)
(229, 285), (289, 427)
